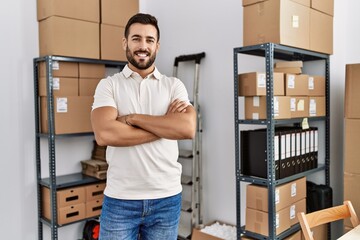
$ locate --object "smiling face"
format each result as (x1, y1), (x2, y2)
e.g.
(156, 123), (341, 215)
(123, 23), (160, 75)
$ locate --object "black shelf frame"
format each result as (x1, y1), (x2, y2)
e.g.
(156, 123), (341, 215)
(33, 55), (127, 240)
(233, 43), (330, 239)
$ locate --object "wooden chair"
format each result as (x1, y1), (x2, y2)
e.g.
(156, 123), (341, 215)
(297, 200), (360, 240)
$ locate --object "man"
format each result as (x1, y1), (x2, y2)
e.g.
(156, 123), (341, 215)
(91, 13), (196, 240)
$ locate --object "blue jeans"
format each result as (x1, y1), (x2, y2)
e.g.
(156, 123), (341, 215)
(99, 193), (182, 240)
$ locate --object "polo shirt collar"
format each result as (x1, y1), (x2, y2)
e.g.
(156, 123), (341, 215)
(123, 65), (161, 80)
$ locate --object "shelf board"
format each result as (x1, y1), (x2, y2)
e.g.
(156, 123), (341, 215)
(234, 43), (329, 61)
(41, 216), (99, 228)
(238, 116), (327, 125)
(39, 172), (104, 189)
(34, 55), (127, 67)
(37, 132), (94, 138)
(240, 223), (300, 239)
(238, 164), (326, 186)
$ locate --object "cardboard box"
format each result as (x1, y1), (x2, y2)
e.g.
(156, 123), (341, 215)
(85, 183), (106, 202)
(86, 199), (103, 218)
(238, 72), (284, 96)
(37, 0), (100, 23)
(244, 96), (291, 119)
(290, 96), (309, 118)
(344, 172), (360, 228)
(345, 64), (360, 119)
(42, 186), (85, 207)
(285, 231), (302, 240)
(243, 0), (310, 51)
(40, 96), (93, 134)
(79, 63), (105, 78)
(310, 9), (333, 54)
(38, 77), (79, 96)
(39, 61), (79, 78)
(308, 75), (325, 96)
(101, 0), (139, 27)
(101, 24), (127, 61)
(246, 177), (306, 212)
(311, 0), (334, 16)
(39, 16), (99, 59)
(309, 97), (326, 117)
(42, 202), (86, 225)
(344, 119), (360, 174)
(275, 61), (303, 68)
(285, 74), (309, 96)
(289, 198), (306, 226)
(191, 221), (236, 240)
(245, 207), (290, 236)
(79, 78), (101, 96)
(274, 67), (302, 74)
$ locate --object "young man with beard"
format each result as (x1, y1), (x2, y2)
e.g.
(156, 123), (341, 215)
(91, 13), (196, 240)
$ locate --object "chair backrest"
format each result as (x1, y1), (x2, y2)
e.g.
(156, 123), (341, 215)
(297, 200), (360, 240)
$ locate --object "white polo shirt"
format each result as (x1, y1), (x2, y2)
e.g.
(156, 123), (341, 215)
(92, 65), (191, 199)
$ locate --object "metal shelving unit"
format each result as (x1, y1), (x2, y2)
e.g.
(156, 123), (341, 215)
(33, 55), (126, 240)
(233, 43), (330, 239)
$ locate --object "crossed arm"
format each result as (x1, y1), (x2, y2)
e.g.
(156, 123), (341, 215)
(91, 99), (197, 147)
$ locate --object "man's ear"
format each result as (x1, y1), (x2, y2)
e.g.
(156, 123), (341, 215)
(122, 37), (127, 51)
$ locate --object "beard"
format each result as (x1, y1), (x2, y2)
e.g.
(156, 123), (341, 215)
(126, 46), (156, 70)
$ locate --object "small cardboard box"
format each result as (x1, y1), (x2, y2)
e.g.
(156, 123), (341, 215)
(101, 24), (127, 61)
(42, 186), (85, 208)
(289, 198), (306, 226)
(37, 0), (100, 23)
(86, 198), (103, 218)
(285, 74), (309, 96)
(243, 0), (310, 51)
(39, 16), (99, 59)
(246, 177), (306, 212)
(244, 96), (291, 119)
(290, 96), (309, 118)
(308, 97), (325, 117)
(79, 78), (101, 96)
(40, 96), (93, 134)
(39, 61), (79, 78)
(38, 77), (79, 96)
(101, 0), (139, 27)
(308, 75), (325, 96)
(245, 207), (291, 236)
(238, 72), (284, 96)
(275, 61), (303, 68)
(345, 64), (360, 119)
(79, 63), (106, 78)
(85, 182), (106, 202)
(54, 203), (86, 225)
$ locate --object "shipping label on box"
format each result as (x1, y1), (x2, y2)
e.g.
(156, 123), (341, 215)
(286, 74), (309, 96)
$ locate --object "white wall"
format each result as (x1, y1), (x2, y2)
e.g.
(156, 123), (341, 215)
(1, 0), (359, 239)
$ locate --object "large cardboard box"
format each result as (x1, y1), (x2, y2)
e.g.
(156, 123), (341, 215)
(311, 0), (334, 16)
(39, 61), (78, 78)
(101, 0), (139, 27)
(40, 96), (93, 134)
(308, 75), (325, 96)
(290, 96), (309, 118)
(345, 64), (360, 119)
(39, 16), (99, 59)
(79, 78), (101, 96)
(244, 96), (291, 119)
(101, 24), (127, 61)
(344, 172), (360, 228)
(310, 9), (333, 54)
(238, 72), (284, 96)
(285, 74), (309, 96)
(309, 97), (325, 117)
(246, 177), (306, 212)
(38, 77), (78, 96)
(37, 0), (100, 23)
(79, 63), (106, 78)
(243, 0), (310, 51)
(344, 119), (360, 174)
(245, 207), (291, 236)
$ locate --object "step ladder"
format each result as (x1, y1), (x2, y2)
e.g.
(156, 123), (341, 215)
(173, 52), (205, 239)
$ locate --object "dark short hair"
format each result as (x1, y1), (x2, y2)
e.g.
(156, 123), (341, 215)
(124, 13), (160, 41)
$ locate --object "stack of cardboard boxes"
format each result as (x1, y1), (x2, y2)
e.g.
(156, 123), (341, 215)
(242, 0), (334, 55)
(37, 0), (138, 60)
(238, 61), (326, 120)
(344, 63), (360, 231)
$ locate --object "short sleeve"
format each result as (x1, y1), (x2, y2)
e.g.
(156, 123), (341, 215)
(92, 77), (117, 110)
(172, 78), (192, 106)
